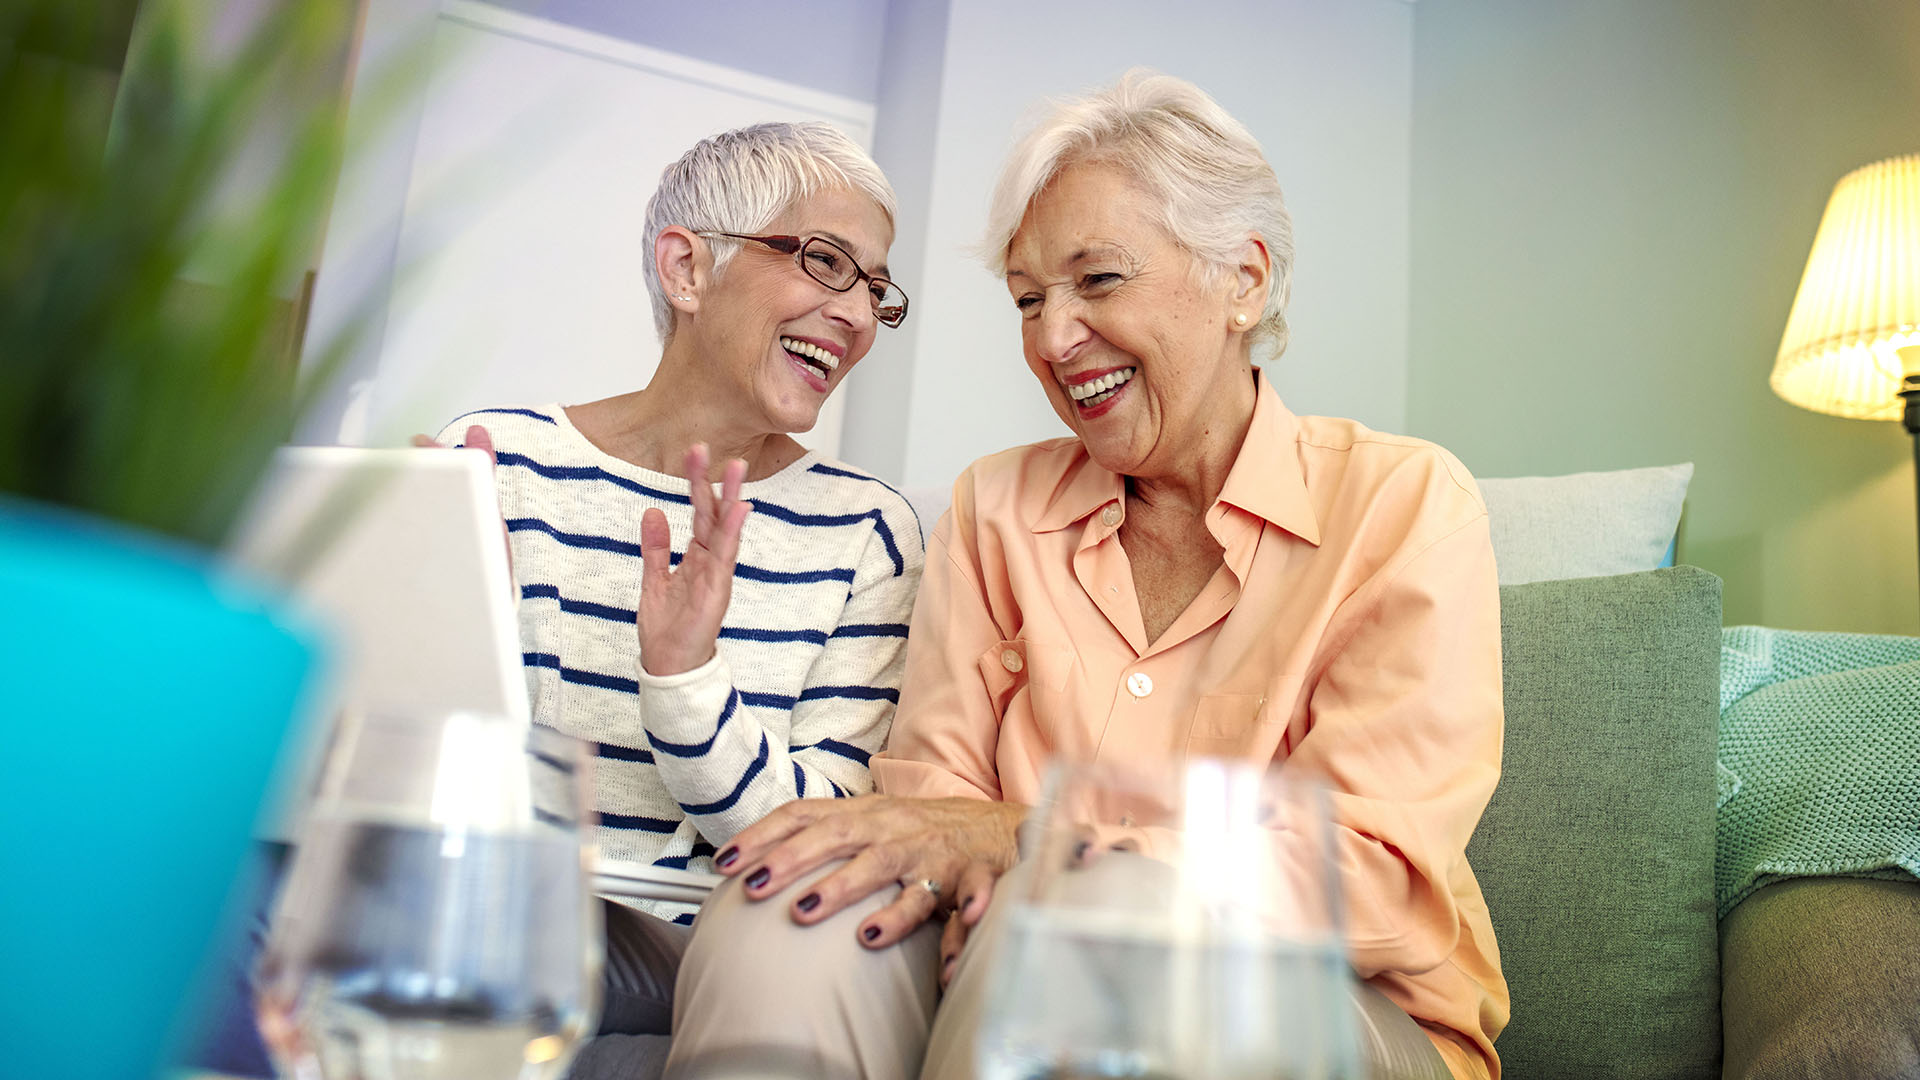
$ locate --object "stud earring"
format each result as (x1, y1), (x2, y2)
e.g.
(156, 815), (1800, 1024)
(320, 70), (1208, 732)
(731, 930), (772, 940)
(672, 294), (692, 302)
(1234, 312), (1249, 326)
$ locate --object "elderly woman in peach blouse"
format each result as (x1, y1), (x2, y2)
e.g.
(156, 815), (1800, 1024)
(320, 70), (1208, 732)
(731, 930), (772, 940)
(668, 72), (1509, 1080)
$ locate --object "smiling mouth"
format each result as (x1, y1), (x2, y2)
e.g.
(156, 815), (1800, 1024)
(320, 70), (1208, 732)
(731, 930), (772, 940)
(781, 336), (839, 379)
(1066, 366), (1136, 409)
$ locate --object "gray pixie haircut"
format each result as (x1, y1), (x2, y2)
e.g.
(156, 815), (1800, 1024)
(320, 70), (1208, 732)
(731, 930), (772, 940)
(983, 70), (1295, 359)
(643, 121), (897, 341)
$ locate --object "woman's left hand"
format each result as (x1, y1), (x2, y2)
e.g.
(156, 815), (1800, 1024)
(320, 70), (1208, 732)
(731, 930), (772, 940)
(637, 443), (750, 676)
(715, 794), (1024, 948)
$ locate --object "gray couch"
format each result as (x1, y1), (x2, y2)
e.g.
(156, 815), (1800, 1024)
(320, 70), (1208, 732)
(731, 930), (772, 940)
(1473, 566), (1920, 1079)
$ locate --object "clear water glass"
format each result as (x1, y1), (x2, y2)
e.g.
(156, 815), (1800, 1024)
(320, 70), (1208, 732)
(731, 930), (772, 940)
(255, 712), (602, 1080)
(977, 758), (1361, 1080)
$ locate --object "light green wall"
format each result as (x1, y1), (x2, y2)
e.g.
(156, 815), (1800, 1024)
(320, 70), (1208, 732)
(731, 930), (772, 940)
(1408, 0), (1920, 634)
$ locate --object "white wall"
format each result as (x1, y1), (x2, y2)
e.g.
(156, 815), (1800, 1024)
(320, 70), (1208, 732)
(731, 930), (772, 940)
(302, 0), (1416, 489)
(483, 0), (891, 102)
(850, 0), (1415, 488)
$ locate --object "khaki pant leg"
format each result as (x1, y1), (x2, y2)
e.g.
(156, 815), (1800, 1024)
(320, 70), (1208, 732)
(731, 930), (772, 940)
(915, 858), (1043, 1080)
(666, 859), (941, 1080)
(919, 853), (1452, 1080)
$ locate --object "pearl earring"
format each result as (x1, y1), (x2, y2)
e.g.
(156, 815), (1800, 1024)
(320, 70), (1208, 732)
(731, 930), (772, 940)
(672, 294), (692, 302)
(1234, 312), (1249, 326)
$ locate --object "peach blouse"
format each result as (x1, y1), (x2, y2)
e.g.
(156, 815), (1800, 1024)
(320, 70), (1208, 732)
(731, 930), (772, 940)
(873, 374), (1510, 1079)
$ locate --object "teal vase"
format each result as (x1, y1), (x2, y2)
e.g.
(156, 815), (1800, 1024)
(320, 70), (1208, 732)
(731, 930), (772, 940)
(0, 502), (324, 1080)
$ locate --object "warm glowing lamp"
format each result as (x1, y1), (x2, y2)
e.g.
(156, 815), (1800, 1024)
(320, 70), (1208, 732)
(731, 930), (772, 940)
(1770, 153), (1920, 600)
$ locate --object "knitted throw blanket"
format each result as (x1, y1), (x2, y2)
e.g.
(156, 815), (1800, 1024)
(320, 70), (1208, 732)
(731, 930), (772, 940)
(1715, 625), (1920, 918)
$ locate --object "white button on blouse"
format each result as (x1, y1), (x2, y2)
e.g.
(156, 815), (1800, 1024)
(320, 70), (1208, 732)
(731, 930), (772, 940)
(1000, 648), (1024, 674)
(1126, 671), (1153, 698)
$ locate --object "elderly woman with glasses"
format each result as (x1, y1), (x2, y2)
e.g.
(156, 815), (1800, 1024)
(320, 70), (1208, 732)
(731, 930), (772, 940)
(429, 121), (920, 1076)
(681, 74), (1508, 1080)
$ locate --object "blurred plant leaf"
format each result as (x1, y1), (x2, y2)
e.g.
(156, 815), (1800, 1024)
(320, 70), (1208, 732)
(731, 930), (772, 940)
(0, 0), (363, 546)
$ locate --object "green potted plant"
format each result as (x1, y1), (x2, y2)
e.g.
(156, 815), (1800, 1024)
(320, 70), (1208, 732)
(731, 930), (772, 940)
(0, 3), (370, 1076)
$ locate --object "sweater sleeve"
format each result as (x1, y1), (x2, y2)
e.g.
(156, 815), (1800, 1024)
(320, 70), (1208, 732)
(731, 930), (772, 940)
(632, 500), (924, 846)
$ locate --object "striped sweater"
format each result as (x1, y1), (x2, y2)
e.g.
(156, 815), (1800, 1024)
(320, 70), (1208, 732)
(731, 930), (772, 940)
(437, 406), (924, 922)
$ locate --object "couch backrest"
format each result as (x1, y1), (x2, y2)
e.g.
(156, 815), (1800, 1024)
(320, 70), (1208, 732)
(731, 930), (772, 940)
(1469, 566), (1724, 1080)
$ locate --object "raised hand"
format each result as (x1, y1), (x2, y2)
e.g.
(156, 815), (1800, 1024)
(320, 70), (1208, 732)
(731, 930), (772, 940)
(637, 443), (751, 677)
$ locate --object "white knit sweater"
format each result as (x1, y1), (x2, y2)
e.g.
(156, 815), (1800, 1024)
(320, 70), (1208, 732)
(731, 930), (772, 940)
(437, 406), (924, 922)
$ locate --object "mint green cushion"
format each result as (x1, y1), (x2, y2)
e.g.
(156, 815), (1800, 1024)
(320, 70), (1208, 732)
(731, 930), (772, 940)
(1468, 567), (1723, 1080)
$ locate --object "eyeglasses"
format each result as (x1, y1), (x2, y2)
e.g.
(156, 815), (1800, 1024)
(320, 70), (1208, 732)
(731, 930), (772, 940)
(697, 232), (909, 328)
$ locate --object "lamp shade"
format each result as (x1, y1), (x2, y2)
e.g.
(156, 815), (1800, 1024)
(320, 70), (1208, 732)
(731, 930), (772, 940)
(1771, 153), (1920, 420)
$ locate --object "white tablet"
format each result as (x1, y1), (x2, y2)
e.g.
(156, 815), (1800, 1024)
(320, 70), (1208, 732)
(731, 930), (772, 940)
(228, 446), (529, 838)
(591, 858), (722, 904)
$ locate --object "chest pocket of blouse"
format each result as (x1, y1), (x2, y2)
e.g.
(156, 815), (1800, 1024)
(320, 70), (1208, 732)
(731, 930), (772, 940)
(1184, 677), (1301, 762)
(976, 639), (1073, 724)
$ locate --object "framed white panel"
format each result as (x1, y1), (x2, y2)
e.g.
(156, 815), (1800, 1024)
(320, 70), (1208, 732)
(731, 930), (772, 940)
(357, 1), (876, 453)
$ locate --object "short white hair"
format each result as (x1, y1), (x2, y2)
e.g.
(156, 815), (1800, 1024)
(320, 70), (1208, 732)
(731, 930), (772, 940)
(643, 121), (897, 341)
(983, 70), (1295, 359)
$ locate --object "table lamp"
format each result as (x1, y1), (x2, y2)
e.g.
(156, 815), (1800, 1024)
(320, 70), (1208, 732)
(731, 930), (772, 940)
(1770, 153), (1920, 603)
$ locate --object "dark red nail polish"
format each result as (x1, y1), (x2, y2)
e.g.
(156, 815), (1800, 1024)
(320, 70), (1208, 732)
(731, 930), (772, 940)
(746, 867), (770, 890)
(716, 847), (739, 869)
(862, 925), (881, 942)
(797, 892), (820, 913)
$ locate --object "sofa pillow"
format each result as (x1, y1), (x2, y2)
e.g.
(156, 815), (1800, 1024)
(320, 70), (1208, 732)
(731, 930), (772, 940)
(1468, 566), (1723, 1080)
(1480, 463), (1693, 585)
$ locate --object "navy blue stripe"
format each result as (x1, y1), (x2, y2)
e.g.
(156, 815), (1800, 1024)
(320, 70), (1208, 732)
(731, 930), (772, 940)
(533, 807), (569, 828)
(721, 626), (829, 645)
(561, 666), (638, 695)
(527, 586), (833, 642)
(798, 685), (899, 704)
(652, 840), (718, 870)
(647, 690), (737, 758)
(794, 738), (871, 766)
(496, 451), (691, 504)
(509, 517), (646, 557)
(793, 761), (806, 796)
(746, 503), (904, 577)
(672, 912), (697, 926)
(525, 654), (638, 695)
(493, 450), (905, 575)
(499, 448), (903, 576)
(522, 583), (633, 624)
(827, 777), (848, 798)
(599, 812), (680, 833)
(808, 462), (902, 497)
(738, 691), (797, 710)
(454, 407), (556, 425)
(596, 742), (655, 764)
(729, 562), (855, 585)
(508, 517), (855, 584)
(533, 654), (820, 714)
(677, 734), (769, 816)
(805, 465), (921, 554)
(831, 623), (909, 639)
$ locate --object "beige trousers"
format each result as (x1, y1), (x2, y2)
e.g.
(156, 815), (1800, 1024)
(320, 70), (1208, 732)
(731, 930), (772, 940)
(665, 856), (1451, 1080)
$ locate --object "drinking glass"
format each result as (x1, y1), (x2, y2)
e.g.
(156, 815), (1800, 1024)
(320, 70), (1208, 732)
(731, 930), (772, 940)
(977, 758), (1361, 1080)
(255, 711), (602, 1080)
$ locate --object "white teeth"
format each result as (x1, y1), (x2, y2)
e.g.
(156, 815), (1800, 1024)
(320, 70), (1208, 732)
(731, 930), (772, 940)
(780, 336), (839, 373)
(1066, 367), (1136, 402)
